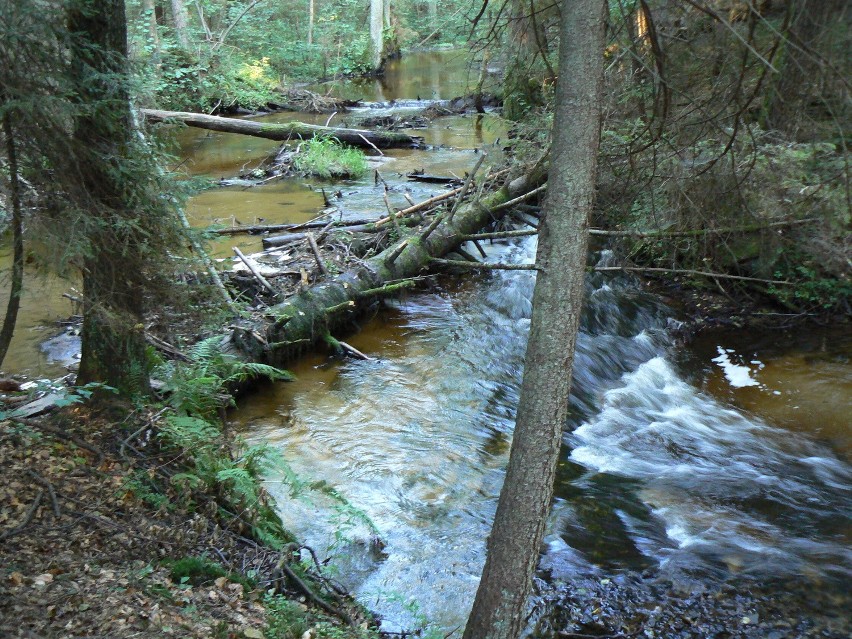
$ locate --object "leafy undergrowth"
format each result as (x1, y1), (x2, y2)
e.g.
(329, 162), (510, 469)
(0, 408), (377, 639)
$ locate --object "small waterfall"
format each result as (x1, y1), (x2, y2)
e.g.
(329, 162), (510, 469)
(245, 235), (850, 632)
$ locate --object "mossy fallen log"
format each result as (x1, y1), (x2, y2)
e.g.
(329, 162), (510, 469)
(141, 109), (423, 148)
(231, 170), (545, 365)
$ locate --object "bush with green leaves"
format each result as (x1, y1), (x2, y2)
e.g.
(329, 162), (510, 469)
(156, 336), (292, 421)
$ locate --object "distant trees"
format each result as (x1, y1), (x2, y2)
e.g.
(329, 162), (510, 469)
(120, 1), (472, 109)
(765, 0), (850, 138)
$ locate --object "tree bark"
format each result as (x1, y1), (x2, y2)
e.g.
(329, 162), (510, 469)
(370, 0), (384, 71)
(141, 0), (161, 59)
(307, 0), (314, 45)
(140, 109), (423, 148)
(0, 105), (24, 369)
(69, 0), (151, 396)
(170, 0), (190, 49)
(462, 1), (607, 638)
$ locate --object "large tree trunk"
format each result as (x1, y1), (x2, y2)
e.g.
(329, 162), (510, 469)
(231, 170), (545, 365)
(69, 0), (151, 396)
(140, 109), (422, 148)
(462, 1), (607, 638)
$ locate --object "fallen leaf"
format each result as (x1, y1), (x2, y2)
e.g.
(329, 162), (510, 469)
(33, 573), (54, 587)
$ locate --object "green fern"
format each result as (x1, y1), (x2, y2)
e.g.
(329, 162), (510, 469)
(148, 337), (308, 551)
(159, 415), (220, 449)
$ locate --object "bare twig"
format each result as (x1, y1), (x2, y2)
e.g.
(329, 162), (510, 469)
(593, 266), (793, 285)
(276, 560), (354, 625)
(358, 133), (384, 156)
(26, 471), (60, 518)
(233, 247), (278, 296)
(447, 152), (487, 221)
(306, 233), (329, 276)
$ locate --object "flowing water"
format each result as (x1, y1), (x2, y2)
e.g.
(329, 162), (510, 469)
(238, 239), (851, 634)
(2, 49), (849, 636)
(230, 51), (851, 634)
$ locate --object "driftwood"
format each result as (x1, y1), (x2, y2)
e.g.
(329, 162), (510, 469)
(231, 168), (546, 365)
(141, 109), (424, 148)
(233, 247), (278, 296)
(374, 186), (464, 226)
(213, 217), (374, 236)
(406, 172), (462, 185)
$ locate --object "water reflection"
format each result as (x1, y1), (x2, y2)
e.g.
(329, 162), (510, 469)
(314, 50), (481, 102)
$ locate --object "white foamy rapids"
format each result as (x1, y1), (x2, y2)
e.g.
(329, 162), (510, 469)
(568, 356), (852, 581)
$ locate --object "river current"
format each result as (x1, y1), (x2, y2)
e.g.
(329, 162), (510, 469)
(238, 233), (850, 633)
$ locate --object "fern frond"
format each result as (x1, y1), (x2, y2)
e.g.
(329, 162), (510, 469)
(159, 415), (220, 449)
(226, 362), (295, 383)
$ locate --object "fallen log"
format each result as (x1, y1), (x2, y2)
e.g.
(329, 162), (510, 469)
(214, 217), (374, 236)
(141, 109), (424, 148)
(231, 167), (546, 365)
(406, 172), (462, 185)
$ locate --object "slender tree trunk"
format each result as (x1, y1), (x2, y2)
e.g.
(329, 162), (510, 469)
(0, 106), (24, 369)
(69, 0), (151, 395)
(462, 1), (607, 638)
(170, 0), (190, 49)
(370, 0), (384, 71)
(142, 0), (161, 58)
(307, 0), (314, 45)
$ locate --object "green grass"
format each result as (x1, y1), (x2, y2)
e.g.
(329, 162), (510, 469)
(293, 137), (368, 179)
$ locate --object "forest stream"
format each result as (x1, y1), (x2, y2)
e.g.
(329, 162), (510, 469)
(3, 50), (850, 637)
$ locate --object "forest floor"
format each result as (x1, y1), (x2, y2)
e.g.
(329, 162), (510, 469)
(0, 408), (373, 639)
